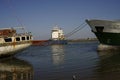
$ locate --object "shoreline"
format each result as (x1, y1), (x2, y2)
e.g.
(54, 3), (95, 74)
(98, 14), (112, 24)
(68, 38), (98, 42)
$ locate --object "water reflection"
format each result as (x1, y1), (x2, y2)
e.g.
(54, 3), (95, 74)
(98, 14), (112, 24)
(96, 51), (120, 80)
(51, 45), (65, 65)
(0, 57), (33, 80)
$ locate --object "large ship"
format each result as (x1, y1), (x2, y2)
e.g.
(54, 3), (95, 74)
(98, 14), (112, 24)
(0, 27), (32, 57)
(48, 26), (67, 45)
(86, 19), (120, 50)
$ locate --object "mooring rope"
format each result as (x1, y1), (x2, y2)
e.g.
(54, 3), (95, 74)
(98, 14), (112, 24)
(65, 22), (87, 38)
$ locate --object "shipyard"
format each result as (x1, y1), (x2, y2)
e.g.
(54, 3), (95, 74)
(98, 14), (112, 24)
(0, 0), (120, 80)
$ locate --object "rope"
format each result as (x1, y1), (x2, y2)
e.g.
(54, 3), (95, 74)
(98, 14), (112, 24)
(65, 22), (87, 38)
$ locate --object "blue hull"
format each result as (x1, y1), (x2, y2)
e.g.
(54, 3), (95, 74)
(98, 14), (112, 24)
(48, 40), (68, 45)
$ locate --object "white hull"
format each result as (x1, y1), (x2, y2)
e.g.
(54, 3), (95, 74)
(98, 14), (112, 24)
(0, 42), (31, 57)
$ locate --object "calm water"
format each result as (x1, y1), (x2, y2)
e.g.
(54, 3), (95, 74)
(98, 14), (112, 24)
(1, 41), (120, 80)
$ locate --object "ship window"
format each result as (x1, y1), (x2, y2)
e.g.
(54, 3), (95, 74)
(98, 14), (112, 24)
(27, 36), (29, 40)
(30, 36), (32, 40)
(4, 38), (12, 42)
(95, 26), (104, 32)
(16, 37), (20, 41)
(22, 37), (25, 40)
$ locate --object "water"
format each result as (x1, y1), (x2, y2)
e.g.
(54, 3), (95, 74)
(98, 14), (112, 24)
(1, 41), (120, 80)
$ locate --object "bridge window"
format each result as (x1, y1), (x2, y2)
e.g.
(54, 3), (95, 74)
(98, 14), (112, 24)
(30, 36), (32, 40)
(22, 37), (25, 41)
(27, 36), (29, 40)
(4, 38), (12, 42)
(16, 37), (20, 41)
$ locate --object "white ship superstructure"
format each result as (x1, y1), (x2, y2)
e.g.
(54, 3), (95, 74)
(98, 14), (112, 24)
(49, 26), (67, 45)
(51, 26), (65, 40)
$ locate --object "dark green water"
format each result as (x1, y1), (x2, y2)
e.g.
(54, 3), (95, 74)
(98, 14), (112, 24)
(1, 41), (120, 80)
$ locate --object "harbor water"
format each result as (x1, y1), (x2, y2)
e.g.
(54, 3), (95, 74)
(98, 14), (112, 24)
(1, 41), (120, 80)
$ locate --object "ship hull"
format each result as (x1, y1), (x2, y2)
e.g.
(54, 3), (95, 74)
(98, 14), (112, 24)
(48, 40), (68, 45)
(86, 19), (120, 50)
(94, 32), (120, 45)
(0, 41), (31, 57)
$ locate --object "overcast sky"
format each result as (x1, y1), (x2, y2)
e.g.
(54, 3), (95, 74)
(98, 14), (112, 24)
(0, 0), (120, 40)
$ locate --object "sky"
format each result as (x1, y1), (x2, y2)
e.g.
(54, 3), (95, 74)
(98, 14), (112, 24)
(0, 0), (120, 40)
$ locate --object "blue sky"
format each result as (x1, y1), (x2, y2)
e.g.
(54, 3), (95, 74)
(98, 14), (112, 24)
(0, 0), (120, 40)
